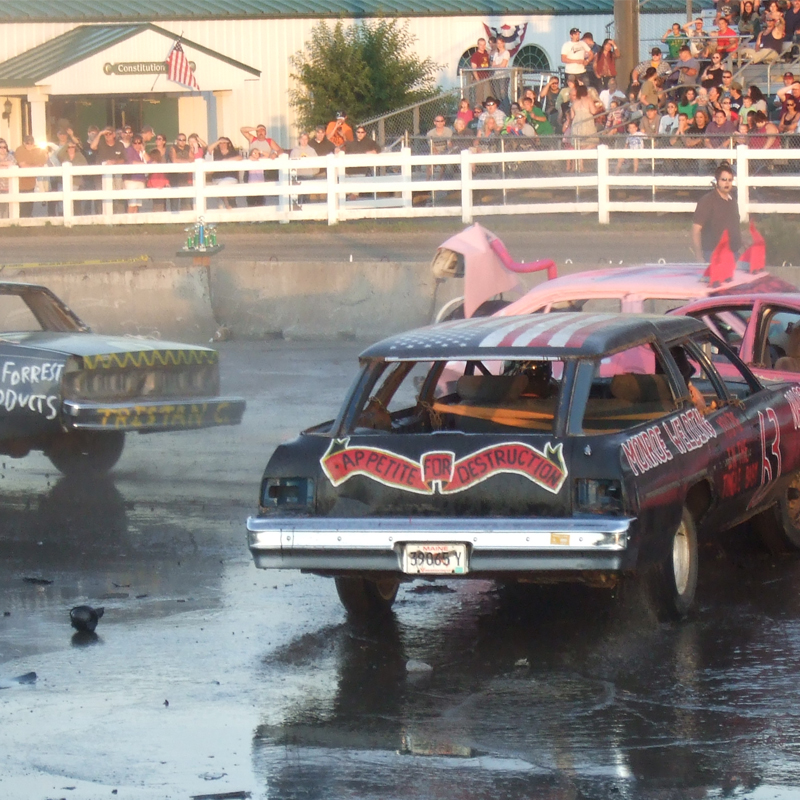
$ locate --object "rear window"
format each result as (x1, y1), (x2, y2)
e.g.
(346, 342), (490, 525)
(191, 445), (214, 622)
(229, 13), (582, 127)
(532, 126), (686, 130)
(350, 358), (566, 435)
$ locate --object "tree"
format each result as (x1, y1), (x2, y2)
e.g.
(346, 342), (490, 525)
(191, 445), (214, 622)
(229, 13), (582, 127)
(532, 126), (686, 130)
(290, 19), (442, 130)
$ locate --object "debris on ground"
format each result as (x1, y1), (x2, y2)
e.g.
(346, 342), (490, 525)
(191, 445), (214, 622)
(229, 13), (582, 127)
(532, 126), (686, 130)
(69, 605), (104, 633)
(406, 659), (433, 674)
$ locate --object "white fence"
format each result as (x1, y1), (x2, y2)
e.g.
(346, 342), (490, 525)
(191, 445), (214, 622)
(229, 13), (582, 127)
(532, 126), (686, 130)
(0, 145), (798, 228)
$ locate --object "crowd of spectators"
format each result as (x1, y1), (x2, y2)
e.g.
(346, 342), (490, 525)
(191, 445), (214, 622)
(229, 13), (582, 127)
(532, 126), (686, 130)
(418, 9), (800, 175)
(0, 111), (389, 216)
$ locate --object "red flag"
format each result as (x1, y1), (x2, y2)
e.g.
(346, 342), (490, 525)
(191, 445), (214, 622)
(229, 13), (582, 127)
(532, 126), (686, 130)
(740, 220), (766, 273)
(166, 41), (199, 90)
(704, 230), (735, 287)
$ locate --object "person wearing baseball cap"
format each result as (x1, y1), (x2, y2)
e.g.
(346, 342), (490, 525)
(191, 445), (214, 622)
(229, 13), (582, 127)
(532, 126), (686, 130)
(631, 45), (671, 84)
(562, 27), (591, 79)
(325, 111), (353, 149)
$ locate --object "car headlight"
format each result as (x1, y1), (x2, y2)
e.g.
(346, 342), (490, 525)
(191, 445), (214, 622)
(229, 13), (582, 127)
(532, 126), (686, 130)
(574, 479), (623, 515)
(260, 477), (315, 512)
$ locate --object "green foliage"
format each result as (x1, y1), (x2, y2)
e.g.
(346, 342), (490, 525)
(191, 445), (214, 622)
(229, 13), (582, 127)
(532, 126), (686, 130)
(290, 19), (442, 130)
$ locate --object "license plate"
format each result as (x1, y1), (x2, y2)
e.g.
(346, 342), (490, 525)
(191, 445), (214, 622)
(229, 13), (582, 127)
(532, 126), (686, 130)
(402, 543), (468, 575)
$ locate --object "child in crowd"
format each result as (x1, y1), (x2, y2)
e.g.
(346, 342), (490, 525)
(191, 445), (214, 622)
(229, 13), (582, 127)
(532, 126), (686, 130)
(616, 120), (645, 173)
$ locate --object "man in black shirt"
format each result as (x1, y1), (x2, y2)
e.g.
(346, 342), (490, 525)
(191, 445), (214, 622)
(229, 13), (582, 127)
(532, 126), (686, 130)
(309, 125), (335, 157)
(90, 127), (126, 213)
(692, 163), (741, 261)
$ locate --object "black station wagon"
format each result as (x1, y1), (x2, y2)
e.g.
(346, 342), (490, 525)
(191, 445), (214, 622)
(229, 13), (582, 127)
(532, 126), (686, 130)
(247, 313), (800, 620)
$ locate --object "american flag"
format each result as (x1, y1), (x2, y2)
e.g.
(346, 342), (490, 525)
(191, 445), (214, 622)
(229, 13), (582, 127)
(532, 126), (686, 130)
(166, 41), (199, 90)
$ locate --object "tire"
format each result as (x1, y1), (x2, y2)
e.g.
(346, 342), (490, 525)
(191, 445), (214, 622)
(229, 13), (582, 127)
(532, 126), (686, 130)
(643, 507), (698, 621)
(435, 297), (512, 324)
(46, 430), (125, 476)
(753, 472), (800, 554)
(334, 576), (400, 618)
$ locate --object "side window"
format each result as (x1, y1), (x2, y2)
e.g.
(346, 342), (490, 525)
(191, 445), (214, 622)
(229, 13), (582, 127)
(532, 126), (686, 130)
(678, 339), (756, 409)
(580, 344), (678, 433)
(761, 309), (800, 370)
(550, 298), (621, 313)
(643, 298), (690, 315)
(691, 308), (751, 352)
(0, 294), (41, 332)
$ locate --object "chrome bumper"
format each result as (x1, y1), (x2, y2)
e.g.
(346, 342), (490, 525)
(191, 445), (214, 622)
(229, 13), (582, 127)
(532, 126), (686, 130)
(246, 516), (633, 574)
(63, 396), (246, 432)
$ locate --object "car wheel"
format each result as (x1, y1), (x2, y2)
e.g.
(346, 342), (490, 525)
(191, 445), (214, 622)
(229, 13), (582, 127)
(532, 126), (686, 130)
(754, 472), (800, 554)
(334, 576), (399, 618)
(46, 430), (126, 475)
(644, 507), (698, 621)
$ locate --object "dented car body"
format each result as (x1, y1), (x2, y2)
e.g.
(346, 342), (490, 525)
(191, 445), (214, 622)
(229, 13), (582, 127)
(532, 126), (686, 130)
(247, 313), (800, 619)
(0, 282), (245, 474)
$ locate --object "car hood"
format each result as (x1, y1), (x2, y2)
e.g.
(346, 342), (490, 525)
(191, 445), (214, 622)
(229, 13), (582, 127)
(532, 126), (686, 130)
(0, 331), (215, 361)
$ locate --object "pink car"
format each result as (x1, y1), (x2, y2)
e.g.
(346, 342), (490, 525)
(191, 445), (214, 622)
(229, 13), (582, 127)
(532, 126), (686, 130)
(433, 223), (794, 321)
(672, 294), (800, 384)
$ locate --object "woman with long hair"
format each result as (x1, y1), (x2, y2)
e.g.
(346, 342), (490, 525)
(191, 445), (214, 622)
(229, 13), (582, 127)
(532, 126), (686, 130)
(747, 85), (769, 114)
(594, 38), (620, 89)
(455, 98), (473, 126)
(207, 136), (242, 209)
(678, 86), (698, 119)
(778, 95), (800, 147)
(683, 108), (710, 147)
(737, 0), (761, 42)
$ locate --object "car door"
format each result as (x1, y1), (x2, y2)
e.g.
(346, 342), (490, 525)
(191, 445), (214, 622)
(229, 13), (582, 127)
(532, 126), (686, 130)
(748, 301), (800, 383)
(682, 334), (788, 527)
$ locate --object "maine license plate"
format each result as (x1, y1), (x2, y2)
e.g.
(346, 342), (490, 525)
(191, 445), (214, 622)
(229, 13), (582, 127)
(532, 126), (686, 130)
(402, 543), (468, 575)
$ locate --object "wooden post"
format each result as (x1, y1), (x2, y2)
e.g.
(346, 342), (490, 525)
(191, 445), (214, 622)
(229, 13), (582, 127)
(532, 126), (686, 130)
(62, 161), (74, 227)
(615, 0), (640, 88)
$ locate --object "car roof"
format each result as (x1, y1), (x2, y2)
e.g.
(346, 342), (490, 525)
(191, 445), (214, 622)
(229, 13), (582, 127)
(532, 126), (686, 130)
(361, 313), (706, 362)
(499, 265), (793, 314)
(675, 292), (800, 314)
(0, 281), (49, 293)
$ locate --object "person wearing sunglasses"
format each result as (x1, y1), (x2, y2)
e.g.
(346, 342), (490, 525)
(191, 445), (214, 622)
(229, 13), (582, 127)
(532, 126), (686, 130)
(0, 138), (16, 219)
(740, 17), (786, 63)
(700, 52), (725, 88)
(779, 96), (800, 137)
(207, 137), (242, 210)
(168, 133), (193, 210)
(344, 125), (379, 196)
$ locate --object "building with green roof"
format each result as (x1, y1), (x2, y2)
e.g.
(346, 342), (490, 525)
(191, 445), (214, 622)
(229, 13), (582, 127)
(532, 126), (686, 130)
(0, 1), (703, 147)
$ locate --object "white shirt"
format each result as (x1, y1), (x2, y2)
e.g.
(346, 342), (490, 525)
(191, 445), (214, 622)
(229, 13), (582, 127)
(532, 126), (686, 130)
(599, 88), (626, 110)
(492, 49), (510, 69)
(561, 40), (591, 74)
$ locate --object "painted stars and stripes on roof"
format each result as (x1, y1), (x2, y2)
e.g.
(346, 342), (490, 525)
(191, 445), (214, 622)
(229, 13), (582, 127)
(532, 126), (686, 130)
(361, 314), (706, 361)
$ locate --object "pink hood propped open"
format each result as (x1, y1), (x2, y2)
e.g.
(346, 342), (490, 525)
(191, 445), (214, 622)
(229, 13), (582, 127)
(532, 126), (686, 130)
(437, 223), (521, 318)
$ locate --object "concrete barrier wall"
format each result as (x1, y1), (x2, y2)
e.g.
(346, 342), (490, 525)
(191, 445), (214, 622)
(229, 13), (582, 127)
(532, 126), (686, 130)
(209, 260), (458, 339)
(1, 262), (218, 343)
(5, 259), (800, 343)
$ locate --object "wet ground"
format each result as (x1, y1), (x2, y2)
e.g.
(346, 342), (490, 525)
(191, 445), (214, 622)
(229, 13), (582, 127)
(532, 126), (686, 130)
(3, 340), (800, 800)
